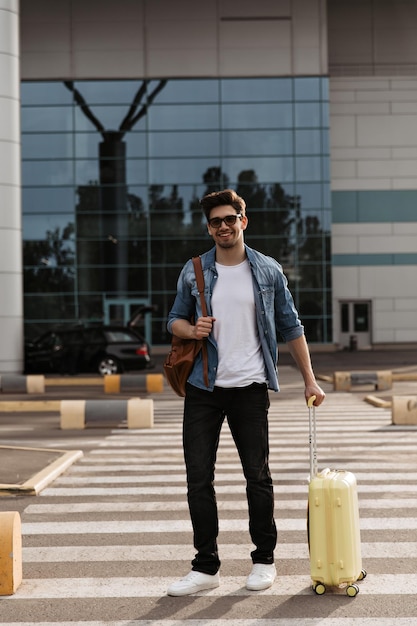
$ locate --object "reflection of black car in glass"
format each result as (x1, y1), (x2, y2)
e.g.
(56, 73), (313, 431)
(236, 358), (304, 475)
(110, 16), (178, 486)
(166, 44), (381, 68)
(24, 326), (151, 376)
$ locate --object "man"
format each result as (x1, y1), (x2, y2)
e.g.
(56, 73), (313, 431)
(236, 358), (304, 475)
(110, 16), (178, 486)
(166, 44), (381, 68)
(166, 188), (325, 596)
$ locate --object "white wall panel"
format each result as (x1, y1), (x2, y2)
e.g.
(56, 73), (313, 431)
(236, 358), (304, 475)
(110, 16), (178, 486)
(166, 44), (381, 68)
(19, 0), (71, 21)
(331, 178), (391, 191)
(219, 20), (292, 76)
(147, 20), (216, 49)
(148, 49), (217, 78)
(331, 147), (391, 160)
(357, 159), (417, 179)
(72, 0), (142, 21)
(20, 21), (71, 52)
(21, 52), (71, 79)
(146, 0), (215, 21)
(220, 0), (291, 17)
(331, 102), (389, 115)
(329, 115), (356, 148)
(73, 21), (144, 51)
(330, 160), (356, 180)
(73, 51), (144, 79)
(358, 235), (417, 254)
(332, 267), (360, 298)
(360, 267), (417, 298)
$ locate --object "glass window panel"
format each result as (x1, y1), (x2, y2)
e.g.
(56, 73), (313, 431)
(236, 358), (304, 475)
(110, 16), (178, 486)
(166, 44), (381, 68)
(126, 132), (148, 158)
(125, 159), (149, 185)
(22, 133), (74, 160)
(148, 104), (220, 131)
(295, 156), (322, 182)
(74, 133), (145, 160)
(221, 78), (292, 102)
(75, 160), (146, 186)
(23, 187), (75, 213)
(74, 105), (147, 132)
(148, 158), (220, 185)
(321, 101), (329, 126)
(21, 106), (73, 132)
(221, 103), (293, 129)
(75, 132), (102, 159)
(21, 82), (72, 105)
(24, 293), (77, 319)
(295, 129), (322, 155)
(294, 77), (321, 101)
(148, 131), (220, 158)
(72, 80), (150, 104)
(22, 214), (75, 241)
(222, 130), (293, 156)
(294, 102), (322, 128)
(296, 183), (327, 210)
(221, 157), (294, 184)
(22, 160), (74, 186)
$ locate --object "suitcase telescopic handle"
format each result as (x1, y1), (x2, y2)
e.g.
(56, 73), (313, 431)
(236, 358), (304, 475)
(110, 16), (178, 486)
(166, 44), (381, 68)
(308, 395), (317, 480)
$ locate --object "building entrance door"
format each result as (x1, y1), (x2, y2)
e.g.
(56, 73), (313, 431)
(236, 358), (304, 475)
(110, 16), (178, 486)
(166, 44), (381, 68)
(103, 298), (152, 345)
(339, 301), (372, 349)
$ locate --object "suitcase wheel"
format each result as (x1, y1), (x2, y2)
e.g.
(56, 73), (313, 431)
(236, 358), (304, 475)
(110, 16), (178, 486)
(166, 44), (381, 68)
(312, 582), (326, 595)
(358, 569), (367, 581)
(346, 583), (360, 597)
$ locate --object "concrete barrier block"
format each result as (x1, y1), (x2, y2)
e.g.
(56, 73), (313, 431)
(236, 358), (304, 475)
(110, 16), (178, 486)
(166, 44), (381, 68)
(0, 375), (45, 394)
(334, 370), (392, 392)
(60, 398), (153, 429)
(60, 400), (87, 429)
(127, 398), (154, 428)
(392, 396), (417, 425)
(0, 511), (22, 595)
(104, 373), (164, 394)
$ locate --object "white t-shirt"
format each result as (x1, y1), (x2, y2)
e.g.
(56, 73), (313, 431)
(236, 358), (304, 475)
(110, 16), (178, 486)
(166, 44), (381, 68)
(211, 259), (267, 388)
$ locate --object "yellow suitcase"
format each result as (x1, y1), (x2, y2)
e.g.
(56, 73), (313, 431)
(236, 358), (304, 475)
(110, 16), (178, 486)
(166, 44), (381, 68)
(307, 397), (367, 596)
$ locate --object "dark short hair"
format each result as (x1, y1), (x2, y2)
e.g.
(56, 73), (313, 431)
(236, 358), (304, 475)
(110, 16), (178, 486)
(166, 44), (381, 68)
(200, 189), (246, 220)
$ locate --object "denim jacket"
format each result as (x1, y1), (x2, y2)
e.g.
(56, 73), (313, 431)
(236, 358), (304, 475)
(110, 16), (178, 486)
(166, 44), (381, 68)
(167, 245), (304, 392)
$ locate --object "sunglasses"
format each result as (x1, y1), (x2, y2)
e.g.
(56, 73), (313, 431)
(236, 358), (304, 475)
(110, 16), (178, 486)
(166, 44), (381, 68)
(207, 214), (243, 228)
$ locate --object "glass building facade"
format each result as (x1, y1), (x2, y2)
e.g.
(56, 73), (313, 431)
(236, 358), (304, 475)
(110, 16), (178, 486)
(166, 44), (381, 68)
(21, 77), (331, 346)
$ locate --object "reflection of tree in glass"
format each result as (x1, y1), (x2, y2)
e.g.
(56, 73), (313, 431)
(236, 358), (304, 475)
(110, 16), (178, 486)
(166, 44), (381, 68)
(23, 224), (75, 321)
(236, 169), (295, 265)
(65, 79), (167, 294)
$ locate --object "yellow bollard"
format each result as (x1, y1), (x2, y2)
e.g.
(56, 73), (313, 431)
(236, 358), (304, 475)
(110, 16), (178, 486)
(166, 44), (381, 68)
(392, 396), (417, 425)
(0, 511), (22, 595)
(104, 373), (164, 394)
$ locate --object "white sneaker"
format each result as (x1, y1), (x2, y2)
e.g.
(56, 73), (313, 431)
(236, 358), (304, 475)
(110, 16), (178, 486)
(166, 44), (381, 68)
(246, 563), (276, 591)
(167, 570), (220, 596)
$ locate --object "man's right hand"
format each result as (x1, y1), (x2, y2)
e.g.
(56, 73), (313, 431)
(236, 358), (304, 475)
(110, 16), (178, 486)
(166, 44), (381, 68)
(194, 316), (216, 339)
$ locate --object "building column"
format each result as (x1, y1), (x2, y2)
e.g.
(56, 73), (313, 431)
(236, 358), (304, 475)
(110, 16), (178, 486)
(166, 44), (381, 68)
(0, 0), (23, 373)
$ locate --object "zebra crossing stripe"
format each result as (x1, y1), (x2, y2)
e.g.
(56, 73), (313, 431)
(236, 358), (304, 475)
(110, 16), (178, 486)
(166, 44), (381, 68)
(21, 517), (417, 534)
(23, 497), (417, 515)
(6, 574), (417, 598)
(38, 483), (417, 496)
(21, 541), (417, 562)
(51, 471), (417, 483)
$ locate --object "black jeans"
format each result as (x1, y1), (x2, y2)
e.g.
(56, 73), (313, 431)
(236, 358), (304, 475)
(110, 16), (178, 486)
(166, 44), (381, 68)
(183, 382), (277, 575)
